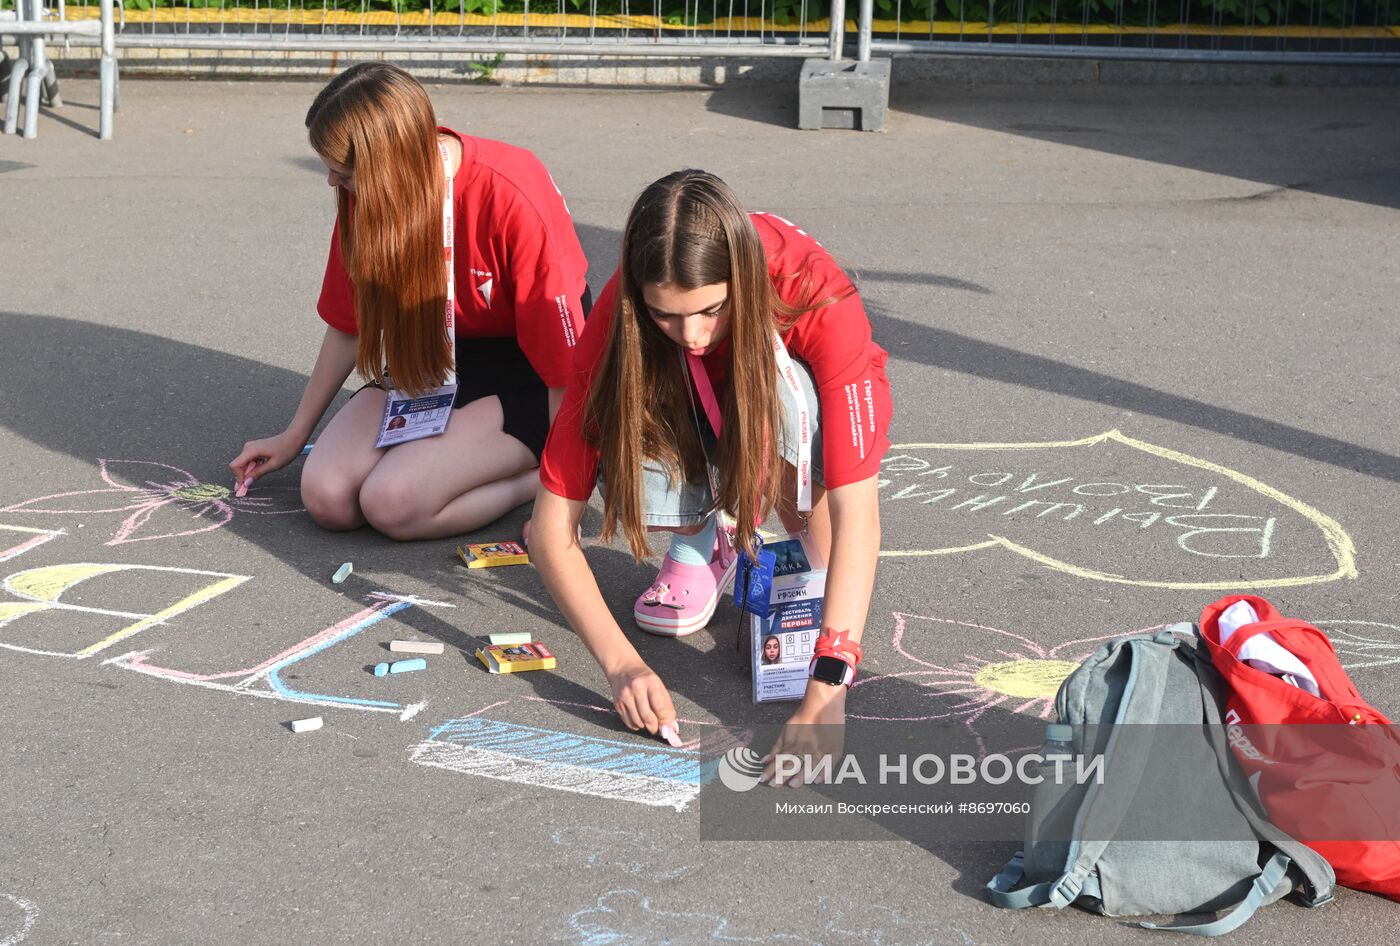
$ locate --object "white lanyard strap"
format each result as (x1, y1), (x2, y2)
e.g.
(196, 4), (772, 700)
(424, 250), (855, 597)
(438, 139), (456, 381)
(771, 332), (812, 514)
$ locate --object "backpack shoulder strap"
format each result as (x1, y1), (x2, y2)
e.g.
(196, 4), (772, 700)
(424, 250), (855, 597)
(987, 633), (1178, 910)
(1141, 850), (1294, 937)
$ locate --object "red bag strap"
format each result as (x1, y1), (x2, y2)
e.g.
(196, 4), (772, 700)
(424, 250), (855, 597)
(1215, 618), (1335, 661)
(1198, 593), (1283, 645)
(1215, 619), (1387, 720)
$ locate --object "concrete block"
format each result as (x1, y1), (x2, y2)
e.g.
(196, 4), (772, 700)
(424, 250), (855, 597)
(798, 58), (890, 132)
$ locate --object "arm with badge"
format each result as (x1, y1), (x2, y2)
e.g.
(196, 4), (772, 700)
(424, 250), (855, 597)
(760, 475), (879, 785)
(229, 325), (357, 487)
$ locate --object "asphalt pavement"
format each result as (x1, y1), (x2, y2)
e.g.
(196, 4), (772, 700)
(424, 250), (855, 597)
(2, 77), (1399, 945)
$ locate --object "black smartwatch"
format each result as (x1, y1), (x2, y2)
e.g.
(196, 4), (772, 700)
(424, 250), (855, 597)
(809, 654), (856, 688)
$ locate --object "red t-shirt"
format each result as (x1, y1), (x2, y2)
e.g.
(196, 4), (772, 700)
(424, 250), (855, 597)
(316, 127), (588, 387)
(539, 212), (892, 500)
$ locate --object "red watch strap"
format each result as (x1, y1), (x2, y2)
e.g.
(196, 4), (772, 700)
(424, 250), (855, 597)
(814, 628), (863, 666)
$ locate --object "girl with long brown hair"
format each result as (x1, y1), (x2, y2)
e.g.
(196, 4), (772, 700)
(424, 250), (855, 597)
(532, 171), (891, 779)
(228, 63), (589, 539)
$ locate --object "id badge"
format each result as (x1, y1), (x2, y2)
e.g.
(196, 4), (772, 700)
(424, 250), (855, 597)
(374, 380), (457, 448)
(734, 539), (777, 619)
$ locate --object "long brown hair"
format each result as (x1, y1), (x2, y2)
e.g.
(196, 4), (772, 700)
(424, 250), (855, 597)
(586, 170), (809, 564)
(306, 62), (449, 396)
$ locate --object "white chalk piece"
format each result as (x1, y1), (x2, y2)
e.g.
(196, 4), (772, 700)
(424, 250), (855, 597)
(390, 639), (445, 655)
(332, 562), (353, 584)
(290, 716), (323, 733)
(488, 632), (533, 646)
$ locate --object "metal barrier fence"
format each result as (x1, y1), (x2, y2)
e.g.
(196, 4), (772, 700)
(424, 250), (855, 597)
(4, 0), (1397, 62)
(10, 1), (845, 58)
(862, 0), (1400, 64)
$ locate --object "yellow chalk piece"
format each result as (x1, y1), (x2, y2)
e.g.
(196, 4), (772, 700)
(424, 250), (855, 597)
(75, 574), (250, 657)
(882, 429), (1357, 590)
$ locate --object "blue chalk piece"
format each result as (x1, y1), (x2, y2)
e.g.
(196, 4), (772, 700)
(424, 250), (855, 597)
(388, 657), (427, 674)
(301, 443), (314, 456)
(373, 662), (390, 677)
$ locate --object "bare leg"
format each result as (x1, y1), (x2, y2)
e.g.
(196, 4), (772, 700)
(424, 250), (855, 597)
(300, 387), (392, 531)
(358, 395), (538, 541)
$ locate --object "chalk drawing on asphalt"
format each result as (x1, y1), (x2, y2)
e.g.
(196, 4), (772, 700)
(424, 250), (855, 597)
(0, 894), (38, 946)
(550, 826), (697, 881)
(850, 612), (1139, 724)
(410, 697), (754, 810)
(0, 459), (302, 546)
(410, 716), (706, 811)
(1317, 620), (1400, 671)
(0, 562), (249, 659)
(566, 889), (980, 946)
(0, 524), (65, 563)
(105, 592), (452, 720)
(878, 430), (1355, 590)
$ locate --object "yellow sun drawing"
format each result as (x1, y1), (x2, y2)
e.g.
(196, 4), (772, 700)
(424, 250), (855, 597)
(850, 613), (1162, 726)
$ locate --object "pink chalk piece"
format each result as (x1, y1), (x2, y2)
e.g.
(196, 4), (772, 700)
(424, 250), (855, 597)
(659, 723), (683, 749)
(235, 478), (250, 498)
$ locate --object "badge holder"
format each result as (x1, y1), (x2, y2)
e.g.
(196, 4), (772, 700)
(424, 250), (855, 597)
(374, 379), (458, 448)
(733, 534), (777, 653)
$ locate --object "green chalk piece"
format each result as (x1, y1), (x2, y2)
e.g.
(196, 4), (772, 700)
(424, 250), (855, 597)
(332, 562), (353, 584)
(488, 632), (532, 646)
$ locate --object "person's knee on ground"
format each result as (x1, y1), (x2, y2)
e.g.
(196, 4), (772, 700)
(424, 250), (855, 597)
(300, 467), (366, 531)
(358, 474), (438, 541)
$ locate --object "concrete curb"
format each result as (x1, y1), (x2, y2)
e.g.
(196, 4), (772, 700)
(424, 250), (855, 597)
(39, 46), (1400, 86)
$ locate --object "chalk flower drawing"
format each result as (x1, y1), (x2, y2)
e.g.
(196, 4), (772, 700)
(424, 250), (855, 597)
(1317, 620), (1400, 671)
(0, 459), (301, 545)
(850, 613), (1138, 726)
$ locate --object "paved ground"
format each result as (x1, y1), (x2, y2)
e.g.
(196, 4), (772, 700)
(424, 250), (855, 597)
(2, 78), (1399, 945)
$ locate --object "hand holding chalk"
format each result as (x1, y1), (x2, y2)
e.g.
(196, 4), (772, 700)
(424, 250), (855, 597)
(229, 432), (307, 489)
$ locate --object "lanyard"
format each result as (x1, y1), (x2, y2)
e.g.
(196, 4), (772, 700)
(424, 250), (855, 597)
(438, 139), (457, 381)
(370, 140), (458, 449)
(682, 330), (812, 515)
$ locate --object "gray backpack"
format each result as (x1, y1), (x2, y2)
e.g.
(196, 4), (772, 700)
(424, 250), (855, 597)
(985, 626), (1335, 935)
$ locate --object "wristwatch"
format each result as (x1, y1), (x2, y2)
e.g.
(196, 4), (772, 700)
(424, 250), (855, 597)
(809, 654), (856, 688)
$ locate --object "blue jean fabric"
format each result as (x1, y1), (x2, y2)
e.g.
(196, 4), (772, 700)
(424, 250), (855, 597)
(616, 357), (824, 528)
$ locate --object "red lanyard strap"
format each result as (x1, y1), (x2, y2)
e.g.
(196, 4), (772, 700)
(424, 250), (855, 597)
(681, 331), (812, 515)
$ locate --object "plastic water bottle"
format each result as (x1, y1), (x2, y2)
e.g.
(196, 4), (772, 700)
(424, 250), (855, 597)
(1039, 723), (1075, 783)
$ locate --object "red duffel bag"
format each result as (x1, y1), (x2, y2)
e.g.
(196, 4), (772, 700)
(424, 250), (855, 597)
(1200, 593), (1400, 900)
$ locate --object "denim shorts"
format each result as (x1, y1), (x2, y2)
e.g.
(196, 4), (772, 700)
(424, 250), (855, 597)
(611, 357), (824, 529)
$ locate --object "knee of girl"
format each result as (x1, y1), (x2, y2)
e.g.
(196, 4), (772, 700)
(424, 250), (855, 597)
(359, 480), (429, 541)
(300, 476), (362, 531)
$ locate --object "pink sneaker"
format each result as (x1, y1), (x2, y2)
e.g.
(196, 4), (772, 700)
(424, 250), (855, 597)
(634, 526), (739, 637)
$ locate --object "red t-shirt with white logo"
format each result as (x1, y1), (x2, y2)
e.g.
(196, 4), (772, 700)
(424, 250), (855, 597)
(539, 212), (892, 500)
(316, 127), (588, 388)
